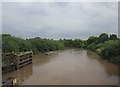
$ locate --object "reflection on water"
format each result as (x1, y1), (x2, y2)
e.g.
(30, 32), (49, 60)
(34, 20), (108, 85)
(2, 64), (33, 85)
(3, 49), (118, 85)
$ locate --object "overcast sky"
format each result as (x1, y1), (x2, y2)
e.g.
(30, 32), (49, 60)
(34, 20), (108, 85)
(2, 2), (118, 40)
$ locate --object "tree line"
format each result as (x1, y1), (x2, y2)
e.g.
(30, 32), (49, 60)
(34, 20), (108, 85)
(2, 33), (120, 64)
(2, 34), (65, 54)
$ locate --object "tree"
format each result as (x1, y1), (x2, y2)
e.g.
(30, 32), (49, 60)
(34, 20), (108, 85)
(99, 33), (109, 43)
(87, 36), (99, 45)
(109, 34), (118, 40)
(73, 39), (83, 47)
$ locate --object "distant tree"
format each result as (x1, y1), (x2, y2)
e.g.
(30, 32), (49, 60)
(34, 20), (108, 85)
(109, 34), (118, 40)
(87, 36), (99, 45)
(99, 33), (109, 43)
(73, 39), (83, 47)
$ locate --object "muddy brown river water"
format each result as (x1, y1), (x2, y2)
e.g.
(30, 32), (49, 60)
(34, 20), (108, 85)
(2, 48), (118, 85)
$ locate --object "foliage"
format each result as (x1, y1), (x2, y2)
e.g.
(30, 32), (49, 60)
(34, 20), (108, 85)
(2, 34), (65, 54)
(100, 40), (120, 58)
(2, 33), (120, 64)
(86, 33), (120, 64)
(62, 39), (84, 48)
(87, 36), (99, 45)
(109, 34), (118, 40)
(99, 33), (109, 43)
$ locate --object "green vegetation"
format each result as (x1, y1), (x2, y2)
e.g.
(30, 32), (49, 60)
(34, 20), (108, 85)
(86, 33), (120, 64)
(2, 33), (120, 64)
(2, 34), (65, 54)
(59, 39), (84, 48)
(2, 34), (84, 54)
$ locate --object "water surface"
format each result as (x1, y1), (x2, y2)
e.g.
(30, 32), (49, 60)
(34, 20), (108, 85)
(3, 49), (118, 85)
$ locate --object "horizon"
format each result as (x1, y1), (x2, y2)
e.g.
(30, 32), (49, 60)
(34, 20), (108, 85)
(2, 32), (118, 40)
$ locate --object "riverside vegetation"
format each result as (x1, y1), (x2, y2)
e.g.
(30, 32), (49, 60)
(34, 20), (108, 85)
(1, 33), (120, 64)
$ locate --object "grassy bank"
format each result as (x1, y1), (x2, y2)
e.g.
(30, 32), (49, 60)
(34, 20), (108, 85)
(85, 33), (120, 64)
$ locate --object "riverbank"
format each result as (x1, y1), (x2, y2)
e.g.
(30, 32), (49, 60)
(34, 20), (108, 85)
(2, 33), (120, 64)
(85, 40), (120, 64)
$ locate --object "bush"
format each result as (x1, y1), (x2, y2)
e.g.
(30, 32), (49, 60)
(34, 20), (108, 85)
(86, 33), (120, 64)
(100, 40), (120, 60)
(87, 43), (97, 51)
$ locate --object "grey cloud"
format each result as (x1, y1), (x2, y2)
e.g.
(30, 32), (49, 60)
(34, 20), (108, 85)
(2, 2), (118, 39)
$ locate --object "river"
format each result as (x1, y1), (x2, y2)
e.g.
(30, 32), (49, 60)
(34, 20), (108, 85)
(2, 48), (118, 85)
